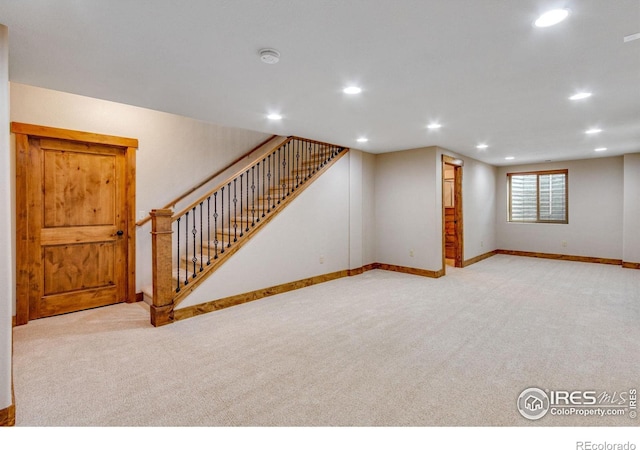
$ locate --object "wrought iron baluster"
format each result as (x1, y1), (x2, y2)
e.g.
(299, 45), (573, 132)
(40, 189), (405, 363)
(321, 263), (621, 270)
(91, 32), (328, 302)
(262, 159), (266, 218)
(176, 217), (181, 292)
(272, 151), (277, 209)
(267, 154), (272, 213)
(283, 141), (288, 198)
(220, 186), (225, 254)
(251, 166), (256, 227)
(233, 179), (238, 242)
(206, 198), (211, 265)
(192, 206), (197, 277)
(295, 139), (300, 189)
(184, 211), (189, 285)
(313, 142), (318, 174)
(227, 182), (232, 248)
(301, 139), (306, 183)
(310, 142), (314, 175)
(245, 169), (250, 232)
(258, 158), (267, 217)
(307, 143), (312, 180)
(285, 141), (289, 196)
(258, 161), (262, 221)
(213, 192), (219, 259)
(199, 203), (204, 272)
(277, 147), (281, 204)
(239, 175), (243, 238)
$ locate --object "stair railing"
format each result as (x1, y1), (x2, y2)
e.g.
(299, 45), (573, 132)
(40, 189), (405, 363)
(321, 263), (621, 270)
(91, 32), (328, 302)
(137, 135), (278, 227)
(149, 137), (346, 326)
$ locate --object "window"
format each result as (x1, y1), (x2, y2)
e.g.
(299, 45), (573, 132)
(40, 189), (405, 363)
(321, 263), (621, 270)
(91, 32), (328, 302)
(508, 170), (568, 223)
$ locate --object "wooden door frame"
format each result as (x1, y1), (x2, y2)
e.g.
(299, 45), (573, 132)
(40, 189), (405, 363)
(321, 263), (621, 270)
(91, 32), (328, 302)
(441, 155), (463, 270)
(12, 122), (137, 325)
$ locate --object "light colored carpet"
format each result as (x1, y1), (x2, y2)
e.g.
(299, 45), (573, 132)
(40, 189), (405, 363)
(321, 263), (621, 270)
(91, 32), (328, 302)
(12, 255), (640, 426)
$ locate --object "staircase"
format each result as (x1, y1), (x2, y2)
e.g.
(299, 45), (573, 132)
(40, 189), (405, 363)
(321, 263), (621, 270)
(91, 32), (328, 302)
(148, 137), (348, 326)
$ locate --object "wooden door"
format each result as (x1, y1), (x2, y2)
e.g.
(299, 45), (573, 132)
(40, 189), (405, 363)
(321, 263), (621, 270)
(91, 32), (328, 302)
(442, 157), (463, 269)
(14, 123), (137, 324)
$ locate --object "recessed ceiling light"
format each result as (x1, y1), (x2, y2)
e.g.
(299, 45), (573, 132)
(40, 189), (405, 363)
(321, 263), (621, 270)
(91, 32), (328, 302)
(267, 113), (282, 120)
(594, 147), (608, 152)
(259, 48), (280, 64)
(585, 128), (602, 134)
(534, 9), (570, 28)
(476, 144), (489, 150)
(427, 123), (442, 130)
(505, 156), (515, 160)
(356, 137), (368, 143)
(343, 86), (362, 95)
(569, 92), (592, 100)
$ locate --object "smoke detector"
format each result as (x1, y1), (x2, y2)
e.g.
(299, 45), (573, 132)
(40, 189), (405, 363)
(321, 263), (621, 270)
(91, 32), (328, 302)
(259, 48), (280, 64)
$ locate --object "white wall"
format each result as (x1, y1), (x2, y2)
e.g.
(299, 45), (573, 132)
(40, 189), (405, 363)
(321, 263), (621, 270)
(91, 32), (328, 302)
(374, 146), (441, 271)
(623, 153), (640, 264)
(349, 151), (364, 270)
(348, 150), (376, 270)
(361, 151), (376, 265)
(0, 23), (13, 413)
(9, 83), (271, 305)
(177, 154), (351, 308)
(464, 156), (498, 258)
(496, 157), (624, 259)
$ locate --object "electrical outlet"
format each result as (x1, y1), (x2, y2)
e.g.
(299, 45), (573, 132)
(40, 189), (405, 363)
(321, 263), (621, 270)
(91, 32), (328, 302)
(319, 255), (324, 264)
(138, 210), (146, 220)
(409, 249), (414, 257)
(562, 240), (568, 248)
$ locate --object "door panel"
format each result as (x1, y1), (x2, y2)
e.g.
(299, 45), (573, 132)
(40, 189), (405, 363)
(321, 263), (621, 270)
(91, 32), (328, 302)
(42, 148), (117, 227)
(38, 287), (119, 317)
(29, 136), (128, 319)
(43, 242), (115, 295)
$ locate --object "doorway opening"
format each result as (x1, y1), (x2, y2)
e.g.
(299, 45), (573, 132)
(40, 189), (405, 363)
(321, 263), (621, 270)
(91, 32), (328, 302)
(442, 155), (463, 271)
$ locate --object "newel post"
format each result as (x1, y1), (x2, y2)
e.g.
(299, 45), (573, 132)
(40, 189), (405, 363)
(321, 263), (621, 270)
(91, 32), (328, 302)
(150, 209), (174, 326)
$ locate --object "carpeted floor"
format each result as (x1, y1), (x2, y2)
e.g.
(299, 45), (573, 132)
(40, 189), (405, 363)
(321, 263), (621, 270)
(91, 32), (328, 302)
(11, 255), (640, 426)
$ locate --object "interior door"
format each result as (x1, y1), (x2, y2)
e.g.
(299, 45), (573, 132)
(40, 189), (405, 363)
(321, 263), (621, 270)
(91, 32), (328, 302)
(14, 123), (137, 323)
(442, 156), (463, 269)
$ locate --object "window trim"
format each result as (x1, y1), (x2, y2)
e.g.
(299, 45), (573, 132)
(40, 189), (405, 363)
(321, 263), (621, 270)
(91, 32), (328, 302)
(507, 169), (568, 224)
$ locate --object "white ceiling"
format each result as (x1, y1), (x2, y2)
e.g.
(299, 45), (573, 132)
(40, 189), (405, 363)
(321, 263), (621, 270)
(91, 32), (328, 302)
(1, 0), (639, 166)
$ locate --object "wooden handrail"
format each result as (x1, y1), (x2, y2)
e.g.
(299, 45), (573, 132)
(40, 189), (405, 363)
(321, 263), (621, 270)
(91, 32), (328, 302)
(171, 136), (295, 221)
(136, 134), (278, 227)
